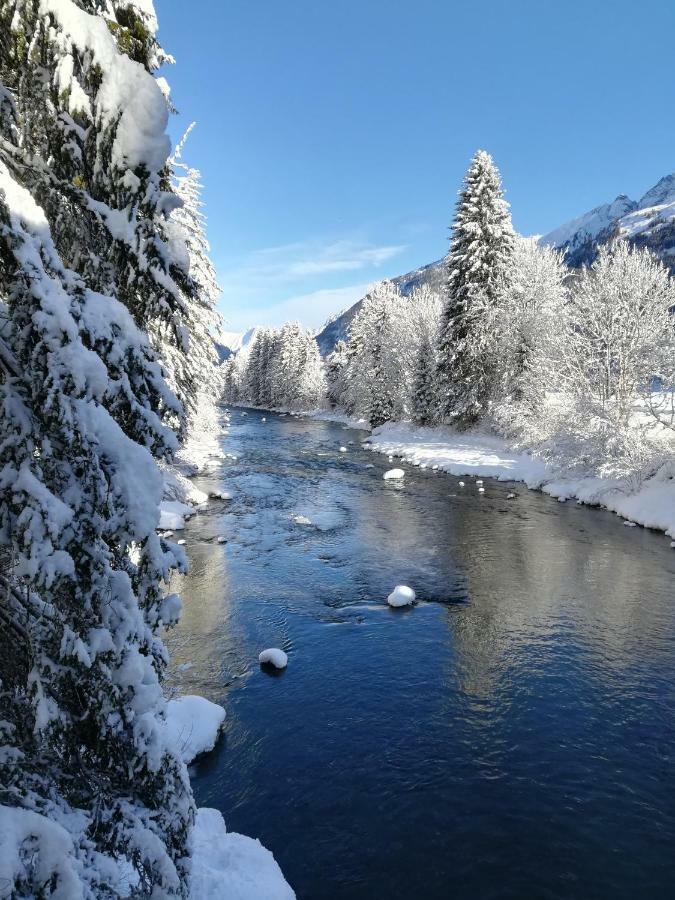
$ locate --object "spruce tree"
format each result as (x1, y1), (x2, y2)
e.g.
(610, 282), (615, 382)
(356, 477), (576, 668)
(412, 333), (437, 426)
(437, 150), (515, 427)
(0, 1), (196, 893)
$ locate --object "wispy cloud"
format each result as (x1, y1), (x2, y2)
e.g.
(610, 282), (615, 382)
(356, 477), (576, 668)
(215, 234), (406, 331)
(221, 282), (373, 333)
(218, 238), (406, 288)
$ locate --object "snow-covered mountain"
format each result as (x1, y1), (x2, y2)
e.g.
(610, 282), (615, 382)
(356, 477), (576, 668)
(540, 172), (675, 268)
(315, 259), (446, 355)
(213, 325), (259, 361)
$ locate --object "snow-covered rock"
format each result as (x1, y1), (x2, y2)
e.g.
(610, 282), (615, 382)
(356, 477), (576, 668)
(217, 535), (228, 544)
(159, 499), (195, 530)
(339, 446), (348, 452)
(259, 648), (288, 669)
(293, 515), (312, 526)
(383, 468), (405, 480)
(209, 490), (233, 501)
(166, 695), (226, 764)
(190, 808), (295, 899)
(387, 585), (416, 607)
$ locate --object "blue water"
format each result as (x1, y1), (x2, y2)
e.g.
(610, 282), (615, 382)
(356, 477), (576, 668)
(169, 407), (675, 899)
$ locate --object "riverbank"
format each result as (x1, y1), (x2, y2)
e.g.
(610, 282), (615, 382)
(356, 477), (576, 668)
(363, 421), (675, 540)
(227, 405), (675, 540)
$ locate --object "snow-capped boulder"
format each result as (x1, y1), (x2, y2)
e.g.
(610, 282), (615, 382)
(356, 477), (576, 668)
(383, 468), (405, 480)
(387, 585), (416, 607)
(259, 648), (288, 669)
(166, 695), (226, 764)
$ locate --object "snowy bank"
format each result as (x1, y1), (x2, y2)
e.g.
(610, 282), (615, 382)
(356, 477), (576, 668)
(166, 695), (226, 764)
(190, 808), (295, 900)
(164, 696), (296, 897)
(159, 499), (197, 531)
(367, 422), (675, 539)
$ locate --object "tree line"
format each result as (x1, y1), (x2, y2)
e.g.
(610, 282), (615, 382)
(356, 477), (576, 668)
(230, 150), (675, 482)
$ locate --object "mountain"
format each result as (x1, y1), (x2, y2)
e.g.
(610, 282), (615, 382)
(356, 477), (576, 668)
(315, 259), (446, 355)
(540, 172), (675, 268)
(213, 326), (259, 361)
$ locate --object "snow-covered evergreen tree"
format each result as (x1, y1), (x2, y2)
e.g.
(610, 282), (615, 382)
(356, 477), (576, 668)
(343, 282), (407, 426)
(0, 1), (197, 894)
(166, 124), (223, 439)
(412, 333), (437, 426)
(325, 339), (349, 409)
(234, 324), (324, 411)
(437, 150), (515, 427)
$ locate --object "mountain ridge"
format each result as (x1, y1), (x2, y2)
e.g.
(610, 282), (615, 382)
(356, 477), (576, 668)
(314, 170), (675, 355)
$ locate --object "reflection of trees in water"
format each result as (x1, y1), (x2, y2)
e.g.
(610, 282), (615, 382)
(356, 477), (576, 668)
(167, 524), (245, 697)
(444, 494), (675, 702)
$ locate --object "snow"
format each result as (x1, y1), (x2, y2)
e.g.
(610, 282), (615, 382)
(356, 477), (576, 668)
(165, 695), (226, 764)
(387, 585), (416, 607)
(339, 446), (348, 452)
(41, 0), (171, 173)
(540, 194), (637, 251)
(259, 648), (288, 669)
(368, 423), (675, 539)
(293, 515), (313, 526)
(383, 468), (405, 480)
(159, 499), (195, 530)
(0, 806), (84, 898)
(190, 808), (295, 900)
(209, 490), (233, 501)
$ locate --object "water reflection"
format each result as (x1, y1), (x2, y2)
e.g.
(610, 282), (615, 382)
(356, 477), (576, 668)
(168, 407), (675, 900)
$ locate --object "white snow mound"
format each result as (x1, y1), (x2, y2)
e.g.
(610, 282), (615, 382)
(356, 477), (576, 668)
(383, 468), (405, 480)
(387, 585), (416, 607)
(190, 808), (295, 900)
(166, 695), (226, 764)
(259, 648), (288, 669)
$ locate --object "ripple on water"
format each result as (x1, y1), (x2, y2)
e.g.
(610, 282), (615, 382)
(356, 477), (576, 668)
(169, 408), (675, 900)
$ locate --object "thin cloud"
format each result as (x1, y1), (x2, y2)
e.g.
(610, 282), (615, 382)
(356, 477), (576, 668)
(220, 282), (373, 333)
(219, 238), (406, 287)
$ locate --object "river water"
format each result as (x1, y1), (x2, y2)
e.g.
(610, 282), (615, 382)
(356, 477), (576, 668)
(168, 406), (675, 900)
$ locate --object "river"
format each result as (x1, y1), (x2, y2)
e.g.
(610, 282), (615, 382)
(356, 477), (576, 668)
(168, 406), (675, 900)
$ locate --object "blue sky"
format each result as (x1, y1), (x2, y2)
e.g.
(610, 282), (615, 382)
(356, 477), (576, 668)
(158, 0), (675, 333)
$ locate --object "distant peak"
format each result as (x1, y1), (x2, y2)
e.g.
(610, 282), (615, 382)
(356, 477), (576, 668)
(637, 173), (675, 210)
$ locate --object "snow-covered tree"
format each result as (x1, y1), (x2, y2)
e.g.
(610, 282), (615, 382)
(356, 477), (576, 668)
(412, 332), (438, 426)
(0, 2), (197, 894)
(535, 241), (675, 480)
(166, 124), (223, 440)
(407, 285), (443, 425)
(234, 324), (324, 411)
(325, 339), (349, 409)
(491, 237), (569, 439)
(564, 241), (675, 423)
(343, 282), (408, 426)
(437, 150), (515, 427)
